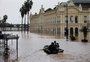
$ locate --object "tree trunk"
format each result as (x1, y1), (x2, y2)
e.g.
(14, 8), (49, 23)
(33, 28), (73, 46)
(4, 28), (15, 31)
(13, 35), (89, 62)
(21, 18), (23, 31)
(24, 15), (26, 31)
(27, 12), (29, 31)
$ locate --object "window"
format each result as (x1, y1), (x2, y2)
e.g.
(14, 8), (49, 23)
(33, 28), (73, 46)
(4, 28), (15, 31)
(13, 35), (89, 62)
(57, 20), (60, 23)
(70, 16), (74, 23)
(57, 28), (60, 34)
(75, 28), (78, 36)
(57, 16), (60, 23)
(75, 16), (78, 23)
(65, 16), (68, 23)
(70, 27), (73, 36)
(84, 16), (88, 23)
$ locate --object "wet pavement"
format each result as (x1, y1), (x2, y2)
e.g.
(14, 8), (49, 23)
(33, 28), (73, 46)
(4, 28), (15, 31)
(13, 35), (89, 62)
(0, 31), (90, 62)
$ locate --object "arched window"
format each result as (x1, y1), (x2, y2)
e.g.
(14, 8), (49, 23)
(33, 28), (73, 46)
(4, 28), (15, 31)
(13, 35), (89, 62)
(75, 16), (78, 23)
(70, 27), (73, 36)
(75, 28), (78, 36)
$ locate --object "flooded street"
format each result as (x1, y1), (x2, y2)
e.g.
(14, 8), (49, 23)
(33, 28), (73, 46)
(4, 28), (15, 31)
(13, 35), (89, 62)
(2, 31), (90, 62)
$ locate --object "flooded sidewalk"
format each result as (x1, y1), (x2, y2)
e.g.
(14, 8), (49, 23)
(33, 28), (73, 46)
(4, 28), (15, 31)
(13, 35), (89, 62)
(1, 31), (90, 62)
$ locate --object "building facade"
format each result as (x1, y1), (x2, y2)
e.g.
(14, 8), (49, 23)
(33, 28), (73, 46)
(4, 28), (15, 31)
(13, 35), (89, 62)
(30, 0), (90, 42)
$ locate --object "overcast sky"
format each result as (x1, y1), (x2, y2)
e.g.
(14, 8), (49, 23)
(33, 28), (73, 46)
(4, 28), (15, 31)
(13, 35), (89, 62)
(0, 0), (68, 24)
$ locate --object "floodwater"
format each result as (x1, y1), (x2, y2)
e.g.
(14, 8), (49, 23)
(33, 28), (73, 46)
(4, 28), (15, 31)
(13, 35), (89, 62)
(1, 31), (90, 62)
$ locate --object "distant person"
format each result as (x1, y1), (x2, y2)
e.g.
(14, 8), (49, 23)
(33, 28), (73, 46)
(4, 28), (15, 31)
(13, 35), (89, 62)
(56, 43), (59, 50)
(54, 41), (60, 51)
(48, 42), (56, 52)
(54, 41), (57, 46)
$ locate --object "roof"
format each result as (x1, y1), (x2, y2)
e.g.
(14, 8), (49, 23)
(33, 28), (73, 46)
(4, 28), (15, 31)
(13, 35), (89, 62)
(45, 8), (52, 12)
(71, 0), (90, 3)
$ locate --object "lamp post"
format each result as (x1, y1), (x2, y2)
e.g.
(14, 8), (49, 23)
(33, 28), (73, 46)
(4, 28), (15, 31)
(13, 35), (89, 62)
(65, 3), (68, 41)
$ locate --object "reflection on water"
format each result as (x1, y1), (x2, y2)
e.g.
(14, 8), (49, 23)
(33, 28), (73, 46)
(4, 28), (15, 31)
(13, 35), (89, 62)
(3, 31), (90, 62)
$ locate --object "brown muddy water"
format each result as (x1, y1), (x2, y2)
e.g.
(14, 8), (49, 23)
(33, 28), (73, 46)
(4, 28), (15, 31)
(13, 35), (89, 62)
(0, 31), (90, 62)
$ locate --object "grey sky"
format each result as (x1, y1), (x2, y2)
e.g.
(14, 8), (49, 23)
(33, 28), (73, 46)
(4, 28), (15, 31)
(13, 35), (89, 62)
(0, 0), (68, 24)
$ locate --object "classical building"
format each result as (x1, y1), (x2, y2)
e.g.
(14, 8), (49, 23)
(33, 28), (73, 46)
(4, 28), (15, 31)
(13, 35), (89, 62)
(30, 0), (90, 42)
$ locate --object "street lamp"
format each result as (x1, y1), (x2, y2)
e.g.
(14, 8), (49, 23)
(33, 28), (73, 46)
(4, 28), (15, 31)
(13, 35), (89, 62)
(64, 3), (68, 41)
